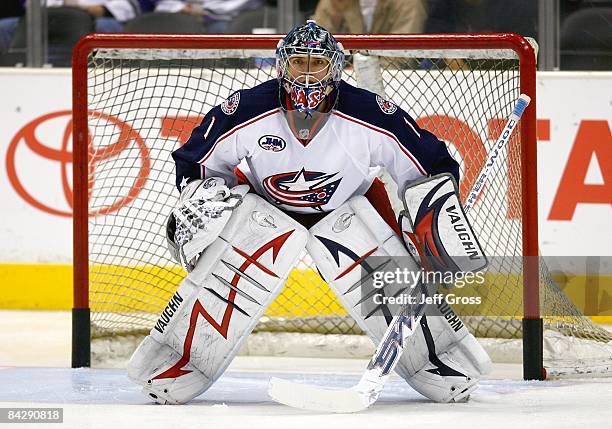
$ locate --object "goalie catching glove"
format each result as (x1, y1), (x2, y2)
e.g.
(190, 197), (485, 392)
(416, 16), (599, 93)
(167, 177), (249, 272)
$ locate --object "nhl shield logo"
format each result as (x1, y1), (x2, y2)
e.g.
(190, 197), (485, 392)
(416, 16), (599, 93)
(221, 91), (240, 115)
(258, 135), (287, 152)
(376, 95), (397, 115)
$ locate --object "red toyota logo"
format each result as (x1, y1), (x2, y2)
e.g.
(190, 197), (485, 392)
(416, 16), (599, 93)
(6, 110), (150, 217)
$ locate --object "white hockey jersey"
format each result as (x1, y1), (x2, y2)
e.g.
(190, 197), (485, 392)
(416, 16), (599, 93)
(173, 79), (459, 214)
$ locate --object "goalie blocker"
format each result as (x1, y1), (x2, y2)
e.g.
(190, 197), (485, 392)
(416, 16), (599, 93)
(399, 173), (488, 275)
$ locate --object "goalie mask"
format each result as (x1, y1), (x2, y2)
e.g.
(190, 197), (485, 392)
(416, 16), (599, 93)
(276, 20), (345, 114)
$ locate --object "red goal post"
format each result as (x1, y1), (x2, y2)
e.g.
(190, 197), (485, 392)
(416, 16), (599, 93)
(71, 33), (541, 377)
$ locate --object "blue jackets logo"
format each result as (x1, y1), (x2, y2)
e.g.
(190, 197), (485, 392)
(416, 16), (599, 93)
(258, 135), (287, 152)
(263, 169), (341, 211)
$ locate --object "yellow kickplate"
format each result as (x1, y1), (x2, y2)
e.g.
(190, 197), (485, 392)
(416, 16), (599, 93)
(0, 264), (610, 325)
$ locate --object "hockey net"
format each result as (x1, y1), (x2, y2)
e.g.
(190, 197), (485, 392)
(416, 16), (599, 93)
(72, 34), (612, 376)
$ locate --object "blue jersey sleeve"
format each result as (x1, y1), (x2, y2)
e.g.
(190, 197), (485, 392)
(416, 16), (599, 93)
(400, 114), (460, 182)
(171, 104), (237, 192)
(171, 80), (280, 193)
(336, 81), (460, 187)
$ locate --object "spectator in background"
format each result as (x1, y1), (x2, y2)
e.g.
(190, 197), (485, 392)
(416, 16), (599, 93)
(47, 0), (141, 32)
(0, 0), (24, 53)
(312, 0), (427, 34)
(154, 0), (264, 33)
(0, 0), (140, 54)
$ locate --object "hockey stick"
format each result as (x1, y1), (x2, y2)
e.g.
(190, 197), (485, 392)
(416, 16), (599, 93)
(268, 94), (531, 413)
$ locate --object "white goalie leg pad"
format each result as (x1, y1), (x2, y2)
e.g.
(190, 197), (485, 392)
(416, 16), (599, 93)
(307, 196), (490, 403)
(307, 196), (412, 342)
(398, 313), (492, 403)
(128, 194), (308, 404)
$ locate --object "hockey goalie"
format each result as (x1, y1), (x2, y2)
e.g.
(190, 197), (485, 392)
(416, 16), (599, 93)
(127, 20), (492, 406)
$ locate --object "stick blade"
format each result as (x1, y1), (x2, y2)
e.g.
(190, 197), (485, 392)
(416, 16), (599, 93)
(268, 377), (369, 413)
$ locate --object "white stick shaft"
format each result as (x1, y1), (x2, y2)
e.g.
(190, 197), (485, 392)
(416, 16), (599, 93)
(464, 94), (531, 211)
(353, 93), (533, 403)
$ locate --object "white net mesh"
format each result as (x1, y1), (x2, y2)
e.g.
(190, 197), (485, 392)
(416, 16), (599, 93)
(80, 42), (612, 375)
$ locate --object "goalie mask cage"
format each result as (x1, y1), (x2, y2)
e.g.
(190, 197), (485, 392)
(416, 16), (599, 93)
(72, 33), (612, 379)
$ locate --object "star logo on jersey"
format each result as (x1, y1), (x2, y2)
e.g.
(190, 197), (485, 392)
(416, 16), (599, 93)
(262, 169), (341, 211)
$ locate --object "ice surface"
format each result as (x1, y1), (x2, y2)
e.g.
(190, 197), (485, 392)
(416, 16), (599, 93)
(2, 366), (612, 429)
(2, 310), (612, 429)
